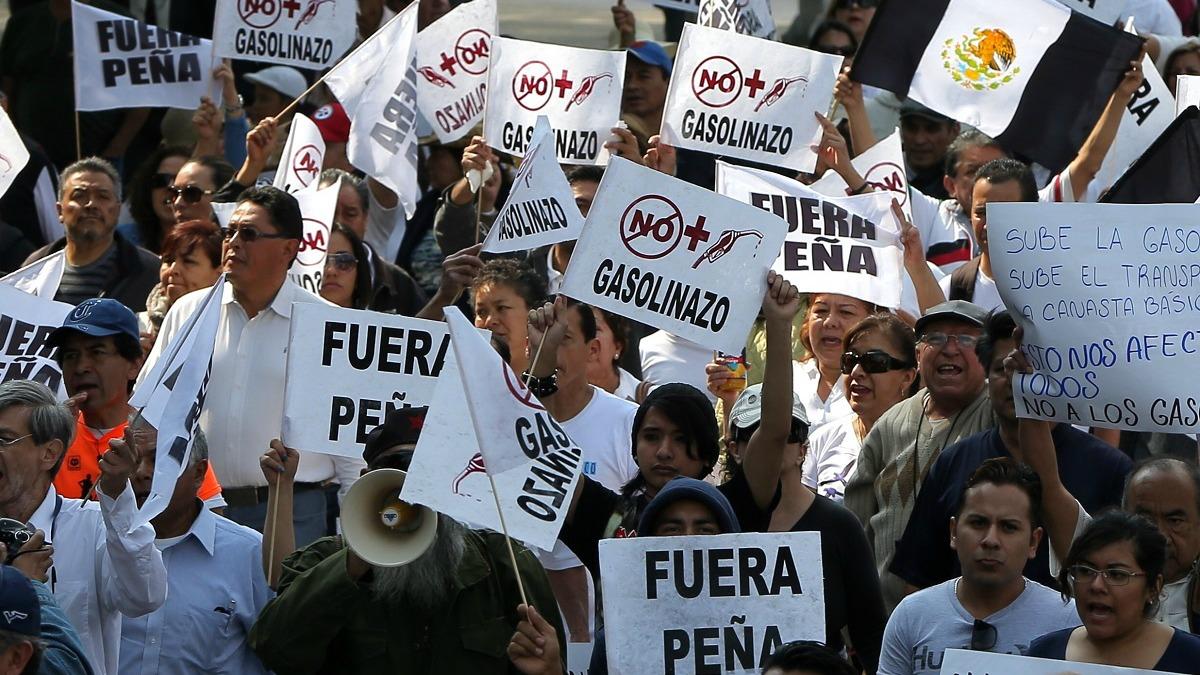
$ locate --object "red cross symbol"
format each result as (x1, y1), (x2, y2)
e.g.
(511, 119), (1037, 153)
(553, 70), (574, 98)
(683, 215), (711, 252)
(281, 0), (301, 18)
(744, 68), (766, 98)
(439, 51), (459, 76)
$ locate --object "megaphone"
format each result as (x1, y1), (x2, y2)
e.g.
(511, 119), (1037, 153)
(341, 468), (438, 567)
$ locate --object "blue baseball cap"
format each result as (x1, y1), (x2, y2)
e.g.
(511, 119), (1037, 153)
(627, 40), (672, 76)
(0, 566), (40, 638)
(49, 298), (140, 348)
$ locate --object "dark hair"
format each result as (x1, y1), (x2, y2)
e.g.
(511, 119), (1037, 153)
(565, 165), (604, 186)
(763, 641), (856, 675)
(1058, 511), (1167, 617)
(561, 297), (598, 342)
(319, 168), (369, 214)
(161, 219), (222, 269)
(595, 308), (629, 374)
(798, 294), (881, 364)
(60, 157), (122, 201)
(127, 145), (190, 251)
(975, 158), (1038, 202)
(843, 312), (918, 395)
(236, 186), (304, 240)
(624, 384), (721, 499)
(943, 128), (1005, 179)
(326, 222), (375, 309)
(188, 156), (235, 193)
(808, 20), (858, 54)
(957, 457), (1043, 528)
(1125, 457), (1200, 516)
(472, 259), (547, 310)
(974, 310), (1017, 371)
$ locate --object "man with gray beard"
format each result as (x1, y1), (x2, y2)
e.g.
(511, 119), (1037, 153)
(249, 407), (565, 674)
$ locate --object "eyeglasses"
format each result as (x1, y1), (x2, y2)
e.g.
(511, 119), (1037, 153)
(970, 619), (997, 651)
(919, 332), (981, 349)
(817, 45), (857, 57)
(1068, 564), (1147, 586)
(841, 349), (915, 375)
(835, 0), (879, 8)
(0, 434), (32, 449)
(324, 252), (358, 272)
(167, 184), (214, 204)
(150, 172), (176, 190)
(220, 226), (291, 243)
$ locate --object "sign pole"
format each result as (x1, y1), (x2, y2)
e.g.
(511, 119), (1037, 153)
(486, 472), (529, 606)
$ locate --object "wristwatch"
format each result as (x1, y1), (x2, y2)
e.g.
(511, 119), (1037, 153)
(522, 371), (559, 398)
(224, 94), (244, 115)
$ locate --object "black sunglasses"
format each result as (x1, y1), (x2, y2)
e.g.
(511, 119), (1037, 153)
(324, 252), (358, 272)
(219, 226), (291, 243)
(167, 184), (214, 204)
(970, 619), (997, 651)
(841, 349), (915, 375)
(817, 45), (857, 57)
(835, 0), (879, 8)
(150, 172), (176, 190)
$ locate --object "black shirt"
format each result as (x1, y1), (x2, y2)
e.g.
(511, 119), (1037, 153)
(890, 424), (1132, 590)
(1030, 627), (1200, 673)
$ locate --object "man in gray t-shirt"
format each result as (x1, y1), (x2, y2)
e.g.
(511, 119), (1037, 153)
(879, 458), (1079, 675)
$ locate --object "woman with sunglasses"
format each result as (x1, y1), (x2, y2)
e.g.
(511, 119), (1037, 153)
(169, 157), (234, 225)
(319, 223), (374, 310)
(117, 146), (190, 253)
(1029, 511), (1200, 672)
(803, 313), (917, 502)
(826, 0), (877, 44)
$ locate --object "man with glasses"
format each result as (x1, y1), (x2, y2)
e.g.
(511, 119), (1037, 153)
(878, 458), (1078, 675)
(141, 186), (363, 547)
(846, 300), (994, 611)
(890, 311), (1130, 595)
(168, 157), (234, 225)
(23, 158), (159, 311)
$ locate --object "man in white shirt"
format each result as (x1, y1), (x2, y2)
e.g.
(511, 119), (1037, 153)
(0, 380), (167, 675)
(142, 186), (364, 547)
(121, 425), (272, 675)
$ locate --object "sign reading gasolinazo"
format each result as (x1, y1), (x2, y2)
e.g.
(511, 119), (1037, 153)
(662, 23), (842, 174)
(213, 0), (356, 71)
(560, 158), (787, 353)
(414, 0), (496, 143)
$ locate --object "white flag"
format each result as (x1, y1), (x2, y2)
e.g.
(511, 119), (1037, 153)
(809, 130), (912, 220)
(0, 251), (64, 299)
(128, 277), (225, 522)
(0, 106), (29, 201)
(1178, 75), (1200, 116)
(211, 0), (355, 71)
(482, 116), (585, 254)
(72, 1), (215, 111)
(287, 180), (340, 295)
(273, 114), (326, 193)
(324, 9), (411, 116)
(414, 0), (496, 143)
(698, 0), (776, 39)
(0, 285), (71, 397)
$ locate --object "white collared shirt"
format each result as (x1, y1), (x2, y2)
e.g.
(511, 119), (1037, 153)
(142, 280), (366, 492)
(29, 484), (167, 675)
(791, 359), (852, 431)
(120, 508), (272, 674)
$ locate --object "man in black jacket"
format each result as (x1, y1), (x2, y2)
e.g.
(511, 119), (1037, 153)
(23, 158), (159, 312)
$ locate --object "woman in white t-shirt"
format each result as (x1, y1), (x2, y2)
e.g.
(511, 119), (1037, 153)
(803, 312), (918, 501)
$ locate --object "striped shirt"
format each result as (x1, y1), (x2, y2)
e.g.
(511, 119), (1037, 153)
(57, 244), (117, 307)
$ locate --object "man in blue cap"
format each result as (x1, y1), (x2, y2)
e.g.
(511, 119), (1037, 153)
(623, 41), (672, 137)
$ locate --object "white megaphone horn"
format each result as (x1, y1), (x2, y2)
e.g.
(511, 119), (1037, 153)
(341, 469), (438, 567)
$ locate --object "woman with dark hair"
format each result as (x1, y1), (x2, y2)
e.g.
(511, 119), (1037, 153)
(169, 156), (235, 225)
(803, 312), (917, 501)
(809, 19), (858, 59)
(1165, 43), (1200, 96)
(764, 641), (857, 675)
(118, 145), (191, 253)
(472, 259), (547, 374)
(586, 307), (641, 401)
(319, 223), (374, 310)
(1028, 511), (1200, 672)
(140, 219), (223, 352)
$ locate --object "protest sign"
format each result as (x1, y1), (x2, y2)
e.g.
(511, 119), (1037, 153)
(566, 643), (593, 675)
(281, 305), (450, 459)
(1177, 75), (1200, 116)
(717, 162), (904, 309)
(286, 180), (339, 295)
(990, 202), (1200, 433)
(699, 0), (775, 39)
(1053, 0), (1124, 24)
(0, 252), (64, 299)
(400, 346), (582, 552)
(73, 1), (214, 111)
(661, 24), (840, 174)
(0, 106), (29, 201)
(560, 158), (787, 353)
(599, 531), (825, 675)
(273, 113), (325, 193)
(212, 0), (355, 71)
(941, 649), (1174, 675)
(414, 0), (496, 143)
(485, 38), (626, 165)
(482, 116), (585, 254)
(809, 129), (911, 221)
(0, 285), (71, 397)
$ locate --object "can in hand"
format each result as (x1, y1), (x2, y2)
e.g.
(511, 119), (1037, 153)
(716, 352), (749, 395)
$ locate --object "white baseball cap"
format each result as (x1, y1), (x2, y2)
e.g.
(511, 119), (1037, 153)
(244, 65), (308, 100)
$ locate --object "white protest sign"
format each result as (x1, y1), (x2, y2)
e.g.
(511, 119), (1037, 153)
(810, 130), (911, 221)
(717, 162), (904, 309)
(414, 0), (496, 143)
(0, 252), (64, 299)
(485, 38), (626, 165)
(567, 643), (593, 675)
(273, 113), (325, 193)
(73, 2), (215, 111)
(941, 649), (1174, 675)
(699, 0), (776, 40)
(212, 0), (355, 71)
(0, 106), (29, 201)
(1176, 75), (1200, 117)
(560, 158), (787, 353)
(661, 24), (840, 174)
(0, 285), (71, 397)
(599, 531), (825, 675)
(482, 116), (585, 254)
(400, 351), (582, 552)
(281, 305), (450, 458)
(286, 180), (339, 295)
(1053, 0), (1124, 24)
(990, 203), (1200, 433)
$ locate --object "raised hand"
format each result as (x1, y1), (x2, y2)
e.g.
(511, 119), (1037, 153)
(761, 270), (801, 322)
(261, 440), (300, 488)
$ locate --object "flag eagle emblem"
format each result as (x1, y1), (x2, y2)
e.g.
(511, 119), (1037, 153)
(941, 28), (1019, 90)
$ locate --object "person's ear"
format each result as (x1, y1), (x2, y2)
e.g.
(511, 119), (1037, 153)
(191, 459), (208, 492)
(1029, 526), (1044, 558)
(283, 237), (300, 263)
(943, 173), (957, 199)
(40, 439), (64, 474)
(899, 368), (917, 396)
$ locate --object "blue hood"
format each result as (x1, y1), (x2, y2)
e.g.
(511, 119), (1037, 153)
(637, 477), (741, 535)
